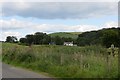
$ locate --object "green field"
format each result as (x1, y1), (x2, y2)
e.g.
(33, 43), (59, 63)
(49, 32), (81, 39)
(2, 43), (118, 78)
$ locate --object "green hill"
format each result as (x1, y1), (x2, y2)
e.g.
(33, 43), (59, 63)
(77, 27), (120, 47)
(49, 32), (81, 39)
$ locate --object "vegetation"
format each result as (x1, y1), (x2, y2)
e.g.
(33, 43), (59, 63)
(49, 32), (80, 39)
(3, 27), (119, 78)
(77, 28), (120, 47)
(6, 28), (120, 48)
(6, 36), (18, 43)
(19, 32), (75, 46)
(19, 32), (51, 46)
(2, 43), (118, 78)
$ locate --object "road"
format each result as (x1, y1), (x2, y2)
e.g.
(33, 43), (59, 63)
(1, 62), (50, 78)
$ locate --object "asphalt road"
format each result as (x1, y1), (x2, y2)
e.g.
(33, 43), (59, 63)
(1, 62), (50, 78)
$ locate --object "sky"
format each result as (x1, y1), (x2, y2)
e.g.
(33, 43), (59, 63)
(0, 0), (119, 41)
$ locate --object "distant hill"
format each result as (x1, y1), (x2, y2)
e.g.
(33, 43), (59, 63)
(49, 32), (81, 39)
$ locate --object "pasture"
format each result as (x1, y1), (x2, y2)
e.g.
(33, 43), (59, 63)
(2, 43), (118, 78)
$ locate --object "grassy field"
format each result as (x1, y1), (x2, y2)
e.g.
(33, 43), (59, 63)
(49, 32), (81, 39)
(2, 43), (118, 78)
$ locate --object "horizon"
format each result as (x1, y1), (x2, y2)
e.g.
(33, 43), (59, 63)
(0, 27), (119, 42)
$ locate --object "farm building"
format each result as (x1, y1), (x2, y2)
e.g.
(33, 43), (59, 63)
(64, 41), (73, 46)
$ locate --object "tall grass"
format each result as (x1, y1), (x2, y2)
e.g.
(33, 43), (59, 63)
(2, 43), (118, 78)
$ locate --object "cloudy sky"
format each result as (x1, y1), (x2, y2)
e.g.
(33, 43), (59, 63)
(0, 0), (118, 41)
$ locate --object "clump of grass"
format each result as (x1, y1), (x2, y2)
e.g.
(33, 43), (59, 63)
(3, 46), (37, 63)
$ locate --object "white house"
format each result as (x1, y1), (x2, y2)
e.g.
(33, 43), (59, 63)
(64, 41), (73, 46)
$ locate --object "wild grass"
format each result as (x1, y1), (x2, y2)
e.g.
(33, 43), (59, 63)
(2, 43), (118, 78)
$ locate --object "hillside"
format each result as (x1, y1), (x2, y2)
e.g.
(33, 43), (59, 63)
(49, 32), (81, 39)
(77, 27), (120, 47)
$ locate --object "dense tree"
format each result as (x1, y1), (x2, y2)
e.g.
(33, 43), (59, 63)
(118, 27), (120, 47)
(6, 36), (18, 43)
(102, 29), (119, 47)
(77, 28), (120, 47)
(34, 32), (45, 44)
(77, 31), (98, 46)
(19, 38), (27, 43)
(53, 36), (64, 45)
(25, 34), (34, 46)
(77, 37), (87, 46)
(19, 32), (51, 45)
(42, 35), (51, 44)
(33, 32), (51, 45)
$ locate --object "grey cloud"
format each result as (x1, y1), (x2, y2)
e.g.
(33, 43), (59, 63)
(2, 2), (117, 19)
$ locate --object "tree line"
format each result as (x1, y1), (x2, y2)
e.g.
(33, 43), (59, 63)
(5, 27), (120, 47)
(6, 32), (74, 46)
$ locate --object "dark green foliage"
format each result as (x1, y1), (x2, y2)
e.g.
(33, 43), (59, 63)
(77, 31), (102, 46)
(34, 32), (47, 44)
(102, 29), (119, 47)
(19, 32), (51, 45)
(53, 36), (64, 45)
(77, 28), (120, 47)
(17, 51), (36, 63)
(42, 34), (51, 44)
(6, 36), (18, 43)
(19, 32), (75, 45)
(118, 27), (120, 47)
(19, 38), (27, 43)
(25, 34), (34, 46)
(49, 32), (80, 45)
(2, 45), (36, 63)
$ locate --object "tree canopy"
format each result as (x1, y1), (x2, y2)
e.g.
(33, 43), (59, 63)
(77, 27), (120, 47)
(6, 36), (18, 43)
(19, 32), (74, 46)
